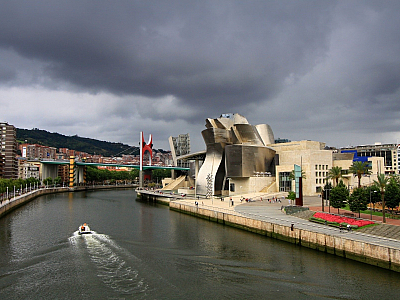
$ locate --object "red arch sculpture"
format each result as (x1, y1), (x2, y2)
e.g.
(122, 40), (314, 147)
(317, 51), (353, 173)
(140, 131), (153, 171)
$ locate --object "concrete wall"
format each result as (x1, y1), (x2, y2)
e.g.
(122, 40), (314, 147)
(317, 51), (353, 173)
(169, 201), (400, 272)
(1, 184), (138, 218)
(0, 187), (69, 218)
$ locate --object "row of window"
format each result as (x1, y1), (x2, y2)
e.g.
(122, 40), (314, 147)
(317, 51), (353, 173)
(315, 172), (327, 178)
(315, 164), (328, 170)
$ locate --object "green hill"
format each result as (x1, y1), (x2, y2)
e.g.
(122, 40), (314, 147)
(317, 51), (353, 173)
(17, 128), (139, 157)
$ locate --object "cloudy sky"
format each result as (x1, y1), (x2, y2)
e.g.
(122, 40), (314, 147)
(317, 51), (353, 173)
(1, 1), (400, 151)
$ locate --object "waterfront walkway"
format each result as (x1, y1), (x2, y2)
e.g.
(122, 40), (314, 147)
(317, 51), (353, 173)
(164, 192), (400, 250)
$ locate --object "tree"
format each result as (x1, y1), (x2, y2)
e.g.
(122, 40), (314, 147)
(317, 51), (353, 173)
(374, 173), (389, 223)
(329, 180), (349, 214)
(385, 177), (400, 215)
(287, 191), (296, 202)
(349, 161), (371, 188)
(327, 166), (342, 186)
(43, 177), (53, 186)
(348, 187), (368, 217)
(152, 169), (171, 183)
(54, 176), (62, 185)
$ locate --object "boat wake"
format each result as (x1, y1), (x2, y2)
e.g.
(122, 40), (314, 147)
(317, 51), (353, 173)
(68, 232), (150, 296)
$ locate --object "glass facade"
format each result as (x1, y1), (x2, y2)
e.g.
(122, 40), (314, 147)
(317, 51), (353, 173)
(279, 172), (291, 192)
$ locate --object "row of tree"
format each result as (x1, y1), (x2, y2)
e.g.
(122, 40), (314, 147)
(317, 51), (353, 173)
(323, 173), (400, 223)
(0, 177), (41, 194)
(85, 166), (171, 184)
(0, 167), (172, 194)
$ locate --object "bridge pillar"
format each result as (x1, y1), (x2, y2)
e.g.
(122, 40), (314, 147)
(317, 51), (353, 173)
(194, 160), (199, 197)
(41, 164), (58, 183)
(139, 170), (144, 188)
(76, 165), (86, 185)
(69, 156), (75, 187)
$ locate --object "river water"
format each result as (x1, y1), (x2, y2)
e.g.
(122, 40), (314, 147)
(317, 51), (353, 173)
(0, 189), (400, 299)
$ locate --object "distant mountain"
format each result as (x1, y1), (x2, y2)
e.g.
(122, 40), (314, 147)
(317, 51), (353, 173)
(16, 128), (139, 157)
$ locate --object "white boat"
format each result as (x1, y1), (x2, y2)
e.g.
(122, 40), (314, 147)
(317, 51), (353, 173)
(78, 223), (92, 235)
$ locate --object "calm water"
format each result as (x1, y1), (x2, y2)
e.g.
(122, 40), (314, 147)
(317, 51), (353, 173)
(0, 189), (400, 299)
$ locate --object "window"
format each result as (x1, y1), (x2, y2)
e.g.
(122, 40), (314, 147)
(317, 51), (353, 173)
(279, 172), (292, 192)
(315, 165), (318, 170)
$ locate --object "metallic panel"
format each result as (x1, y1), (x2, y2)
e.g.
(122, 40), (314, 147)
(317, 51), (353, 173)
(255, 124), (275, 145)
(232, 124), (263, 145)
(225, 145), (276, 177)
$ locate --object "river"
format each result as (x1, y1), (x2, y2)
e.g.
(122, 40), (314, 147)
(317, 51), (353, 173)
(0, 189), (399, 299)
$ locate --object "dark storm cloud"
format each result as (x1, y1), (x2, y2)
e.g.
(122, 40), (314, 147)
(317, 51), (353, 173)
(1, 1), (400, 149)
(0, 1), (334, 110)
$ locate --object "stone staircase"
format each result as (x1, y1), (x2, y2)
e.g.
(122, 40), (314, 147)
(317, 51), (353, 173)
(357, 223), (400, 240)
(161, 175), (186, 191)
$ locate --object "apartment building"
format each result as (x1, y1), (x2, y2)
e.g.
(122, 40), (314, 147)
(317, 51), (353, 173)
(19, 143), (57, 160)
(0, 122), (18, 178)
(18, 158), (40, 180)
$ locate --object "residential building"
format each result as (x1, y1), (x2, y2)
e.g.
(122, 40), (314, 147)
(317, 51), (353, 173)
(19, 143), (57, 160)
(0, 122), (18, 178)
(18, 158), (40, 180)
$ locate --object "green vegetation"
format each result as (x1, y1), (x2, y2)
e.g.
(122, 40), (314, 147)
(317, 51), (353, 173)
(327, 166), (342, 186)
(0, 177), (40, 195)
(386, 177), (400, 212)
(287, 191), (296, 201)
(85, 166), (171, 184)
(374, 173), (389, 223)
(348, 187), (368, 218)
(349, 161), (371, 188)
(17, 128), (139, 157)
(329, 180), (348, 214)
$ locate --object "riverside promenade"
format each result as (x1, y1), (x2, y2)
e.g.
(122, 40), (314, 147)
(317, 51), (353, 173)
(137, 189), (400, 272)
(0, 184), (137, 218)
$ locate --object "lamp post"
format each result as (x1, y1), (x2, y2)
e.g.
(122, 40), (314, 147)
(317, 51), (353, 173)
(327, 188), (331, 213)
(370, 189), (377, 220)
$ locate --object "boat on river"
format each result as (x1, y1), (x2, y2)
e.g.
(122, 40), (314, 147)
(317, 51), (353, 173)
(78, 223), (92, 235)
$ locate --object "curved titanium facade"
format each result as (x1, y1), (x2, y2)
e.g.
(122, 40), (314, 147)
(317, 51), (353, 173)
(196, 113), (276, 195)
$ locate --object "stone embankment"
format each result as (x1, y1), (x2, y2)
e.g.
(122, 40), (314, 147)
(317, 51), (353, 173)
(0, 184), (137, 218)
(137, 189), (400, 273)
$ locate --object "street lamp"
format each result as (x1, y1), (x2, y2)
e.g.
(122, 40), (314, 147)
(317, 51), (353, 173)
(370, 189), (377, 220)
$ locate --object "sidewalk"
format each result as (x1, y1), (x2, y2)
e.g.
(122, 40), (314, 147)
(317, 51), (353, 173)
(176, 193), (400, 246)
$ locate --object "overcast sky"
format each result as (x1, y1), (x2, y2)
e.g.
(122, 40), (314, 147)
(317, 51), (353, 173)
(1, 1), (400, 152)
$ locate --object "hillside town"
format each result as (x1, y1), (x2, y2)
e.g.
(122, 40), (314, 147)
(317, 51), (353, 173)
(1, 122), (173, 184)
